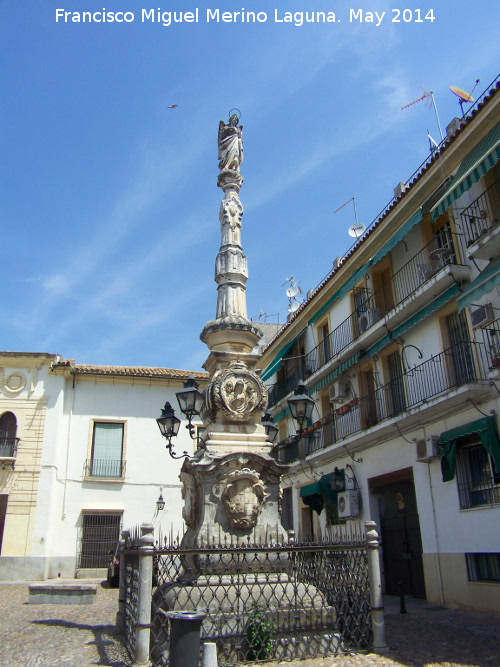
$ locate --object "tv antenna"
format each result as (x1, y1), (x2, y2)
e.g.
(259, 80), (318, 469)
(335, 197), (366, 240)
(401, 85), (443, 140)
(450, 79), (480, 118)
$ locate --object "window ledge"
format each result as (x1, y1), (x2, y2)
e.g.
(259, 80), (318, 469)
(459, 504), (500, 512)
(83, 476), (125, 484)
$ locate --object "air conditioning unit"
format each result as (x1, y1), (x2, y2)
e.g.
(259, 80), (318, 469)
(415, 436), (440, 463)
(338, 490), (360, 519)
(329, 381), (347, 404)
(470, 303), (494, 328)
(358, 308), (381, 334)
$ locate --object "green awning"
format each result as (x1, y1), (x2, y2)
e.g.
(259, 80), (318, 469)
(299, 472), (343, 514)
(308, 352), (361, 395)
(457, 257), (500, 312)
(366, 285), (460, 359)
(308, 264), (369, 326)
(261, 335), (300, 382)
(432, 122), (500, 220)
(439, 416), (500, 482)
(370, 209), (423, 266)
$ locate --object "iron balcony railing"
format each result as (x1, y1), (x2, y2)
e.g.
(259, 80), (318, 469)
(460, 179), (500, 247)
(304, 232), (466, 376)
(479, 316), (500, 370)
(85, 458), (126, 479)
(272, 341), (490, 464)
(0, 437), (19, 458)
(268, 233), (466, 409)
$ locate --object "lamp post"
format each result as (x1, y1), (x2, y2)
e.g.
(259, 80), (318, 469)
(287, 380), (315, 439)
(157, 376), (205, 458)
(261, 410), (279, 444)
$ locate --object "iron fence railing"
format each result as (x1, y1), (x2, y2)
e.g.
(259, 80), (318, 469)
(143, 538), (371, 665)
(0, 437), (19, 458)
(85, 458), (126, 479)
(124, 552), (140, 659)
(273, 341), (490, 463)
(460, 179), (500, 247)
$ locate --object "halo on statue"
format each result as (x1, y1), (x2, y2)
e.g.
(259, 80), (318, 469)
(229, 108), (242, 123)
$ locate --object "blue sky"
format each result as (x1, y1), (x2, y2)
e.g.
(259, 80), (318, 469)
(2, 0), (499, 372)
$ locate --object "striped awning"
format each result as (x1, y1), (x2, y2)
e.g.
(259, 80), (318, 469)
(432, 122), (500, 220)
(261, 330), (305, 382)
(457, 257), (500, 312)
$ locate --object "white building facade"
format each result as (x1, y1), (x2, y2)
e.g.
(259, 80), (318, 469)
(260, 78), (500, 612)
(0, 354), (207, 580)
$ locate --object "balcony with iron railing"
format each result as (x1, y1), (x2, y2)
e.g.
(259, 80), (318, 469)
(85, 458), (126, 480)
(0, 437), (19, 459)
(479, 315), (500, 370)
(267, 233), (470, 409)
(272, 341), (491, 464)
(460, 179), (500, 260)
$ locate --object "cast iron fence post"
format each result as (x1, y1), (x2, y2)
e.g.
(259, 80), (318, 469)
(365, 520), (388, 653)
(134, 524), (154, 666)
(116, 529), (129, 631)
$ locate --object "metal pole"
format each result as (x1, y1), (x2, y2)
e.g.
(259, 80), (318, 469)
(398, 581), (407, 614)
(116, 529), (129, 631)
(365, 521), (389, 653)
(134, 524), (154, 666)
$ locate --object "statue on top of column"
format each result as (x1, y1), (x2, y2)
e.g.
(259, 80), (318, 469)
(218, 113), (243, 172)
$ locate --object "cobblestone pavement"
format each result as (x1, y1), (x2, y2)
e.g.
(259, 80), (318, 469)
(0, 582), (499, 667)
(0, 580), (129, 667)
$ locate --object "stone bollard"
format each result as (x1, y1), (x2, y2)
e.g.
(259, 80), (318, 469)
(202, 642), (218, 667)
(365, 521), (389, 653)
(116, 529), (129, 631)
(134, 524), (155, 666)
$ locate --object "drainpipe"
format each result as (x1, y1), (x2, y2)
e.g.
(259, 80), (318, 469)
(427, 463), (445, 606)
(61, 373), (76, 520)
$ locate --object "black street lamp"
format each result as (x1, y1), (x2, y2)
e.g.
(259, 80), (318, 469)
(156, 488), (166, 512)
(287, 380), (315, 437)
(156, 402), (187, 458)
(175, 375), (205, 437)
(261, 410), (279, 444)
(157, 375), (205, 459)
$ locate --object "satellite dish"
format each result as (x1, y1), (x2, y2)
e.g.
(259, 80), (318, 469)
(286, 285), (299, 298)
(348, 222), (366, 239)
(288, 300), (300, 314)
(450, 80), (480, 118)
(449, 85), (474, 102)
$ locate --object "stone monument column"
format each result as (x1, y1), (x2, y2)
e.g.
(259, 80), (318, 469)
(181, 113), (288, 548)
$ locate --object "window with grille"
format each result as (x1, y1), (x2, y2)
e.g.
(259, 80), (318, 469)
(0, 412), (18, 458)
(79, 512), (122, 569)
(89, 422), (124, 478)
(455, 436), (500, 509)
(466, 553), (500, 582)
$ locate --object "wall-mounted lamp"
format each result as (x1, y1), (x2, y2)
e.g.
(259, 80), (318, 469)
(156, 488), (165, 512)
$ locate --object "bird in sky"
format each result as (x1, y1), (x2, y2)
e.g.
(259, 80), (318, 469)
(167, 104), (178, 109)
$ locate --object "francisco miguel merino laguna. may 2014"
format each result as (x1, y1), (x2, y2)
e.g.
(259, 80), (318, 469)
(55, 8), (340, 26)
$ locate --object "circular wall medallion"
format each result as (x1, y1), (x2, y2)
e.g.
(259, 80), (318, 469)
(4, 372), (26, 393)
